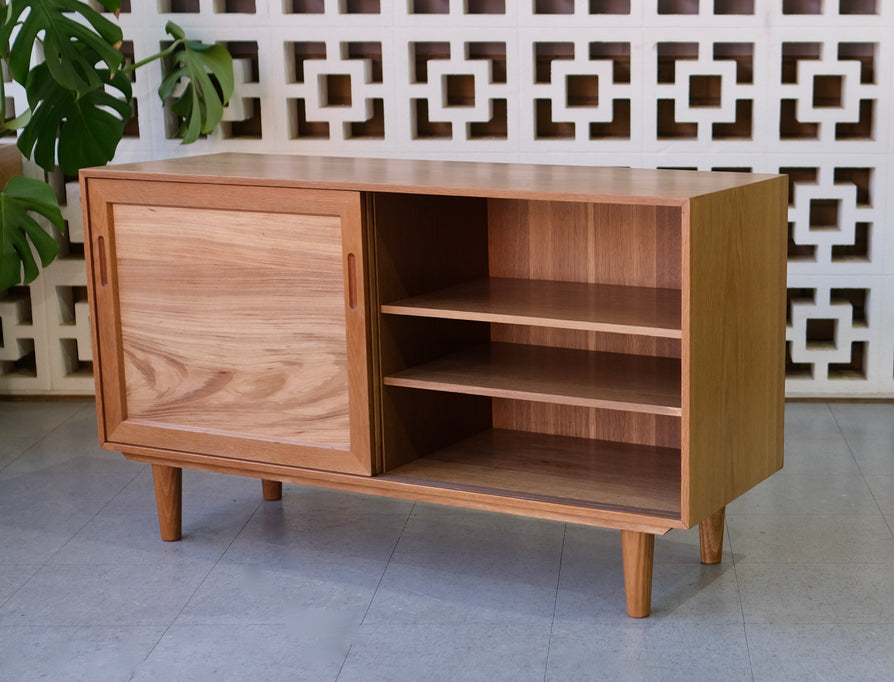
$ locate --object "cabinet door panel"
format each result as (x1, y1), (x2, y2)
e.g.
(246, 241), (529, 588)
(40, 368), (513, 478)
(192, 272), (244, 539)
(84, 180), (372, 475)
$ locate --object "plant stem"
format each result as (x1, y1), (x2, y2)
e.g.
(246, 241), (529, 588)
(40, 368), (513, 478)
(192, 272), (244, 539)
(122, 39), (184, 75)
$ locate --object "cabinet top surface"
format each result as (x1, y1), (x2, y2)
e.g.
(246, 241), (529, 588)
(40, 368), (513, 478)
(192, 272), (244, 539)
(81, 154), (783, 205)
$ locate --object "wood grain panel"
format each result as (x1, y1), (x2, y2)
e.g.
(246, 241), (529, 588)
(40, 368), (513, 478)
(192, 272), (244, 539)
(490, 325), (681, 360)
(488, 200), (681, 289)
(84, 179), (372, 475)
(682, 177), (787, 525)
(491, 400), (681, 449)
(115, 203), (348, 446)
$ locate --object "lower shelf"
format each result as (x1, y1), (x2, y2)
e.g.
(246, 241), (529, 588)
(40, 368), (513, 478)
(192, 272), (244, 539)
(381, 429), (681, 520)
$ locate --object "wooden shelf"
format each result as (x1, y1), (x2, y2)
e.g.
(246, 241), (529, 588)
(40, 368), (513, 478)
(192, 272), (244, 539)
(381, 429), (682, 520)
(382, 278), (681, 338)
(384, 342), (681, 416)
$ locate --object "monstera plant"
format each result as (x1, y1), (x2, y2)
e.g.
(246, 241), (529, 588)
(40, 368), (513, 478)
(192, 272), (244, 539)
(0, 0), (234, 290)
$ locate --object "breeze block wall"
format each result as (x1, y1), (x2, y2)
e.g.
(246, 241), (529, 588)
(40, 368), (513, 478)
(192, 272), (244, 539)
(1, 0), (891, 397)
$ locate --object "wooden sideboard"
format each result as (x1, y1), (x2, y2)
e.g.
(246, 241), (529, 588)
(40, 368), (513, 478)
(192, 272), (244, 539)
(80, 154), (786, 617)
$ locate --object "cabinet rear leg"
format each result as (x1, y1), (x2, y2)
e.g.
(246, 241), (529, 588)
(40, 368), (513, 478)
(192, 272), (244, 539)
(261, 479), (282, 501)
(621, 530), (654, 618)
(151, 464), (182, 542)
(699, 507), (726, 565)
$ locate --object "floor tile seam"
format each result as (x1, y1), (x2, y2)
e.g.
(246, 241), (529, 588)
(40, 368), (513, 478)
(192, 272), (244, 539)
(543, 523), (567, 682)
(334, 642), (352, 682)
(357, 618), (555, 628)
(39, 466), (148, 569)
(732, 560), (894, 565)
(0, 437), (49, 480)
(727, 511), (886, 515)
(767, 471), (865, 477)
(830, 406), (876, 478)
(151, 498), (265, 662)
(834, 411), (894, 538)
(338, 504), (414, 682)
(40, 560), (222, 568)
(357, 502), (415, 628)
(733, 560), (894, 566)
(743, 619), (894, 627)
(0, 623), (161, 630)
(728, 525), (755, 680)
(0, 481), (139, 611)
(0, 403), (85, 446)
(0, 565), (41, 613)
(725, 512), (886, 517)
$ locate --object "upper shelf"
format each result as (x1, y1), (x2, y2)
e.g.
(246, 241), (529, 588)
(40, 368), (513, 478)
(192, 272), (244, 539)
(382, 278), (681, 338)
(384, 342), (681, 416)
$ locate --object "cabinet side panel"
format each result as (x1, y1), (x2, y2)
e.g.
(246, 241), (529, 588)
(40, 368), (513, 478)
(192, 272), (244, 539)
(683, 178), (787, 526)
(114, 204), (350, 448)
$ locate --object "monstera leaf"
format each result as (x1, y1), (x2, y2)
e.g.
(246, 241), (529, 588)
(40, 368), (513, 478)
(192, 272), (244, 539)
(1, 0), (124, 96)
(158, 21), (234, 144)
(0, 176), (65, 290)
(17, 58), (132, 174)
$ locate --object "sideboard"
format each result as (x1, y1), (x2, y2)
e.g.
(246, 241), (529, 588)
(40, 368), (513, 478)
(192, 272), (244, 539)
(80, 154), (786, 617)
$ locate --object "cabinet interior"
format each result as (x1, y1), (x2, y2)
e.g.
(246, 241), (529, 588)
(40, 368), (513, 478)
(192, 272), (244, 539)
(372, 192), (684, 520)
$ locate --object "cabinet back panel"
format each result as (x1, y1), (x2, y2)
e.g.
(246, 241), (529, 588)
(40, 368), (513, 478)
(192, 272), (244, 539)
(488, 200), (681, 289)
(492, 400), (680, 449)
(490, 325), (681, 359)
(114, 204), (351, 448)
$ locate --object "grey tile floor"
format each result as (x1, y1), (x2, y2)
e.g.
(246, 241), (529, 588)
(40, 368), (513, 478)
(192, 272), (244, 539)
(1, 400), (893, 681)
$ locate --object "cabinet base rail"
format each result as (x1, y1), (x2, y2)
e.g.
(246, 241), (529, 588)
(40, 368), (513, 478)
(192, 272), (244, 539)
(147, 463), (726, 619)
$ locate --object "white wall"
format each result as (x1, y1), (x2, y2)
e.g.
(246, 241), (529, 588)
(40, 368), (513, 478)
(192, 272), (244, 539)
(1, 0), (891, 396)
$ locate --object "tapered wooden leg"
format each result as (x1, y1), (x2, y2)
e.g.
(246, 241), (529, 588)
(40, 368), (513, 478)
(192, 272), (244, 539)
(261, 479), (282, 501)
(699, 507), (726, 565)
(151, 464), (182, 542)
(621, 530), (655, 618)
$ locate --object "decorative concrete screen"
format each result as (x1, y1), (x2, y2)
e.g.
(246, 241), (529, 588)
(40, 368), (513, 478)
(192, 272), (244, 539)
(0, 0), (891, 397)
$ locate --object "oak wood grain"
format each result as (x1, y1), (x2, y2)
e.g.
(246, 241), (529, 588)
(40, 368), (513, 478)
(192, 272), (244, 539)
(382, 278), (681, 338)
(682, 177), (787, 525)
(84, 179), (373, 475)
(151, 464), (181, 541)
(261, 479), (283, 501)
(115, 203), (350, 445)
(699, 506), (725, 564)
(384, 342), (682, 416)
(621, 531), (654, 617)
(491, 400), (681, 449)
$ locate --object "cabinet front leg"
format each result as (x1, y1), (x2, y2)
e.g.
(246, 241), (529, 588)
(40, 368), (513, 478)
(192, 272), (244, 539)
(699, 507), (726, 565)
(151, 464), (182, 542)
(261, 479), (283, 501)
(621, 530), (655, 618)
